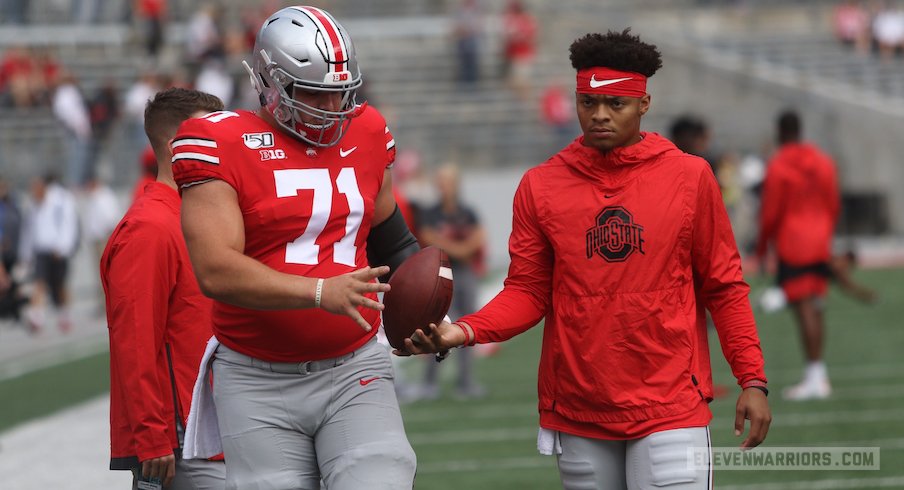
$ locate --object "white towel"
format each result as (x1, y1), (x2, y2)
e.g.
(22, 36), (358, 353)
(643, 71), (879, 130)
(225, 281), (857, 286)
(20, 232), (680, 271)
(183, 336), (222, 459)
(537, 427), (562, 456)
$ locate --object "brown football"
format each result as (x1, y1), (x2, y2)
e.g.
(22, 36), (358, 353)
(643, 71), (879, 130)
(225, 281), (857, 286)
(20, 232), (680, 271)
(382, 246), (454, 349)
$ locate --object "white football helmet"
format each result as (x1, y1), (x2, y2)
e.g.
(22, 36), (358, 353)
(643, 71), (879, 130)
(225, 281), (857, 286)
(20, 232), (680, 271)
(244, 6), (362, 147)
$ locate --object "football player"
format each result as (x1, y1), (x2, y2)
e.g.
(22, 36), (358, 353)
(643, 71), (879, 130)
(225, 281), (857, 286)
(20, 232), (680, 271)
(174, 6), (419, 490)
(756, 110), (841, 401)
(398, 30), (772, 489)
(102, 88), (226, 489)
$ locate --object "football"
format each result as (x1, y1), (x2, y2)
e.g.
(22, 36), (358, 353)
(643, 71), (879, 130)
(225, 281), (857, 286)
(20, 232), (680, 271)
(382, 246), (454, 349)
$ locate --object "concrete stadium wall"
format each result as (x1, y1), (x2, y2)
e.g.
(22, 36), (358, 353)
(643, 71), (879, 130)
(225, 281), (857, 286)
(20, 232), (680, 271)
(645, 44), (904, 235)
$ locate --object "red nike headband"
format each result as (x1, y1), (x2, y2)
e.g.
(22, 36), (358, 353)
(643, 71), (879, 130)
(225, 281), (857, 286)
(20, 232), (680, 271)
(576, 67), (647, 97)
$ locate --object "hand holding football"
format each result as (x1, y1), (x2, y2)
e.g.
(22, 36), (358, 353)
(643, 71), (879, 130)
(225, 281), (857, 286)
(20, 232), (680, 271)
(382, 247), (454, 349)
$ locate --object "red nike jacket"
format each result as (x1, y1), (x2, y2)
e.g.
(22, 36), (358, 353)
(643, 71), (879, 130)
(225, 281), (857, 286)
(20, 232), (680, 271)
(756, 142), (839, 265)
(459, 133), (766, 439)
(101, 182), (214, 469)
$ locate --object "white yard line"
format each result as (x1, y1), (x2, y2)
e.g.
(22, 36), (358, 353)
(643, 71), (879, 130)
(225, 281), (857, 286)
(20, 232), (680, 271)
(410, 409), (904, 446)
(0, 336), (107, 382)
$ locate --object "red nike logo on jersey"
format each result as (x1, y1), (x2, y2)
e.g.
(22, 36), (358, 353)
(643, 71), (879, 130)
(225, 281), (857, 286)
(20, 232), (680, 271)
(359, 377), (380, 386)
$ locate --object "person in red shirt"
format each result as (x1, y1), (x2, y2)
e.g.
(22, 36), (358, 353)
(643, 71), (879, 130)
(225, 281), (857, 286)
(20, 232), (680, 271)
(173, 7), (419, 489)
(398, 29), (771, 488)
(135, 0), (167, 58)
(500, 0), (537, 100)
(101, 87), (225, 489)
(756, 110), (840, 401)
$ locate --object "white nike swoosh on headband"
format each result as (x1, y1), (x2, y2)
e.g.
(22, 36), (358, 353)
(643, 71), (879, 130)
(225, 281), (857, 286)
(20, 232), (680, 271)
(589, 75), (633, 88)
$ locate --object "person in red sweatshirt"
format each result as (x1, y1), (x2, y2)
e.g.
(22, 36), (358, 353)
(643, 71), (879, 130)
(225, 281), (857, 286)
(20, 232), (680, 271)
(756, 110), (840, 401)
(101, 88), (225, 489)
(397, 29), (771, 488)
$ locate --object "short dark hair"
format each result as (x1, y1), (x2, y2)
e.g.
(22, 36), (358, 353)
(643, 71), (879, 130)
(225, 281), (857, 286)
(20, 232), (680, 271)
(144, 88), (224, 157)
(569, 29), (662, 77)
(777, 110), (801, 144)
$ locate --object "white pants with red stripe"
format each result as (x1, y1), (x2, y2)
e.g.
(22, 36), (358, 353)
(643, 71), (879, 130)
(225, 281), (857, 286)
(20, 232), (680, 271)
(556, 426), (712, 490)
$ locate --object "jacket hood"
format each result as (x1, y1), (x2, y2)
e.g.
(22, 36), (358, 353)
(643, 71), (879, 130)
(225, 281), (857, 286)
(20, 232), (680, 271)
(775, 142), (827, 177)
(559, 132), (683, 188)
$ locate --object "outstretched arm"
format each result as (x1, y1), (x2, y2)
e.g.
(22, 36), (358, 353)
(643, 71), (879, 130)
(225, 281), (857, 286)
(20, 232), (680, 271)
(830, 256), (877, 303)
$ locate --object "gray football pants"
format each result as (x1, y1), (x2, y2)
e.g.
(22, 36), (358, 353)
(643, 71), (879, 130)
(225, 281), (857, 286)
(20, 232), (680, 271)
(212, 338), (417, 490)
(557, 426), (711, 490)
(130, 458), (225, 490)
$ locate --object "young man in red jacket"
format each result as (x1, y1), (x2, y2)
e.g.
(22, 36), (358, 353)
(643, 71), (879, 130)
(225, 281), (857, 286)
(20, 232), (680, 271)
(398, 30), (772, 489)
(756, 110), (840, 401)
(101, 88), (225, 489)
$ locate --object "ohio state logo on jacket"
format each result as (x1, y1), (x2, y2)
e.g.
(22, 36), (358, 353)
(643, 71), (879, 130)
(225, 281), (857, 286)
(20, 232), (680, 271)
(585, 206), (645, 262)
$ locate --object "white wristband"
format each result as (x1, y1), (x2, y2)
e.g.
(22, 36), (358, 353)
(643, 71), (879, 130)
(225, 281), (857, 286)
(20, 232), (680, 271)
(314, 278), (324, 308)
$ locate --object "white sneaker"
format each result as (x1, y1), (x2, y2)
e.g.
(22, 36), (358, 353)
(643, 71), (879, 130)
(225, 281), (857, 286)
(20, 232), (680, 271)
(782, 379), (832, 401)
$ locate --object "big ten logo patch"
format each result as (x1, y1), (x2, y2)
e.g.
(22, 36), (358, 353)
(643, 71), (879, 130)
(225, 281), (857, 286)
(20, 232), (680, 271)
(260, 149), (287, 161)
(243, 132), (275, 149)
(585, 206), (645, 262)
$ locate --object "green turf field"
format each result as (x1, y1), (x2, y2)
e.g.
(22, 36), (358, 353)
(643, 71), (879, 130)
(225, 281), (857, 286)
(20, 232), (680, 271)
(400, 267), (904, 489)
(0, 351), (109, 433)
(0, 268), (900, 488)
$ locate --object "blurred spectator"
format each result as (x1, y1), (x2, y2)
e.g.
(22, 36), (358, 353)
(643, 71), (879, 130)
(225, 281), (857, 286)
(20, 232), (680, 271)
(452, 0), (483, 86)
(833, 0), (871, 54)
(540, 81), (577, 151)
(0, 46), (56, 108)
(51, 71), (94, 189)
(0, 177), (27, 323)
(88, 80), (121, 177)
(0, 0), (28, 24)
(0, 46), (34, 108)
(32, 48), (61, 104)
(124, 70), (160, 126)
(20, 174), (80, 334)
(124, 69), (160, 179)
(135, 0), (167, 58)
(240, 1), (280, 52)
(500, 0), (537, 100)
(416, 163), (487, 400)
(82, 178), (121, 315)
(194, 58), (234, 108)
(872, 2), (904, 60)
(72, 0), (102, 24)
(185, 3), (225, 68)
(393, 148), (435, 220)
(0, 177), (22, 278)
